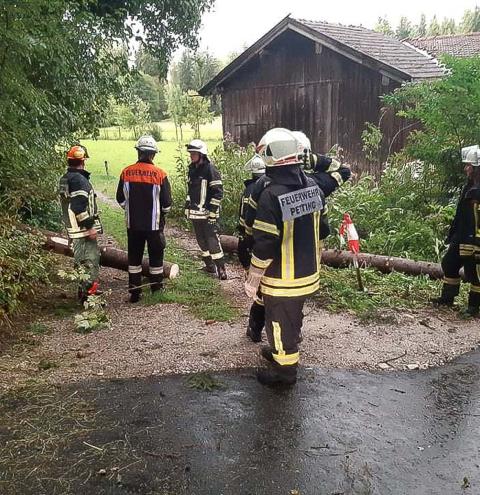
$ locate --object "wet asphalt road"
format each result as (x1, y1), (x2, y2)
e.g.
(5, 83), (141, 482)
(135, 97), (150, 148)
(3, 352), (480, 494)
(70, 350), (480, 495)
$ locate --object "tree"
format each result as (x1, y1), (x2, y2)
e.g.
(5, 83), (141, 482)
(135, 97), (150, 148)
(416, 14), (427, 37)
(167, 85), (189, 141)
(170, 49), (222, 92)
(460, 6), (480, 33)
(135, 45), (163, 78)
(383, 56), (480, 189)
(440, 18), (457, 35)
(428, 15), (441, 36)
(132, 73), (167, 121)
(184, 91), (215, 139)
(396, 17), (414, 39)
(0, 0), (214, 217)
(374, 17), (394, 36)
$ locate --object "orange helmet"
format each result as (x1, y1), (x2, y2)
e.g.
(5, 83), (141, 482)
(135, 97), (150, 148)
(67, 146), (87, 161)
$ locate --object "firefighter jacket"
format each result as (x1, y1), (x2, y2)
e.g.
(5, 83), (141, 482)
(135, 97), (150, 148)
(244, 157), (345, 242)
(250, 166), (325, 298)
(447, 180), (480, 258)
(238, 177), (261, 268)
(307, 154), (351, 196)
(238, 177), (260, 237)
(59, 168), (102, 239)
(185, 158), (223, 220)
(116, 161), (172, 231)
(305, 155), (351, 239)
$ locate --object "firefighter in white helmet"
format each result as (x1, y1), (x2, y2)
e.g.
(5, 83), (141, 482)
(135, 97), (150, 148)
(116, 135), (172, 302)
(237, 154), (266, 342)
(432, 145), (480, 316)
(244, 128), (325, 385)
(185, 139), (227, 279)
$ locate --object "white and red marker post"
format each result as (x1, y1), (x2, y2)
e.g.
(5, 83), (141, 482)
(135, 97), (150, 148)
(339, 213), (365, 291)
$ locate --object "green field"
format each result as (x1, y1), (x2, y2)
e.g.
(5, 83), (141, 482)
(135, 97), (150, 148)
(82, 136), (222, 199)
(97, 116), (223, 142)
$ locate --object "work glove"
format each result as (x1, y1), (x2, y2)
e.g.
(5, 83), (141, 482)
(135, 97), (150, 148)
(244, 265), (266, 299)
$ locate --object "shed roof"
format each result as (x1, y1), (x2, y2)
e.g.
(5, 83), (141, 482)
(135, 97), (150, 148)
(404, 32), (480, 58)
(200, 16), (445, 95)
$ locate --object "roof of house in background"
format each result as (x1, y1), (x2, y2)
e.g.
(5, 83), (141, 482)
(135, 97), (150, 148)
(200, 16), (445, 95)
(404, 32), (480, 58)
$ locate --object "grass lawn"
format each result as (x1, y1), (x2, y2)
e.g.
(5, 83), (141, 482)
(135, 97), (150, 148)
(82, 138), (222, 198)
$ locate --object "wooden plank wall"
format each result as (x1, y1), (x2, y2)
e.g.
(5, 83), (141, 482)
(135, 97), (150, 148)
(220, 30), (410, 177)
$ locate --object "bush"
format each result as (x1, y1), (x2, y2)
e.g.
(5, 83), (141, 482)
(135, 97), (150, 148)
(0, 216), (54, 320)
(170, 139), (255, 234)
(145, 123), (163, 141)
(327, 157), (456, 262)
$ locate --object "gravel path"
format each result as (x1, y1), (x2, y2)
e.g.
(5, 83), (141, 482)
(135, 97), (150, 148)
(2, 197), (479, 390)
(2, 239), (480, 391)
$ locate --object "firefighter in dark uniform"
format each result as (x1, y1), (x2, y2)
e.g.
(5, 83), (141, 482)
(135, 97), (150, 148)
(238, 155), (266, 342)
(294, 131), (352, 242)
(432, 145), (480, 316)
(185, 139), (227, 280)
(242, 134), (351, 344)
(116, 135), (172, 303)
(59, 145), (102, 303)
(244, 128), (325, 386)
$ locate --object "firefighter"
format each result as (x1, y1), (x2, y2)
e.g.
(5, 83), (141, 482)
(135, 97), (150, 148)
(238, 154), (266, 342)
(185, 139), (227, 280)
(59, 145), (102, 303)
(242, 134), (351, 344)
(432, 145), (480, 316)
(294, 130), (351, 241)
(244, 128), (325, 386)
(116, 135), (172, 303)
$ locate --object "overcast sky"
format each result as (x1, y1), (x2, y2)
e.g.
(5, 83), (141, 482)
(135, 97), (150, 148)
(197, 0), (480, 59)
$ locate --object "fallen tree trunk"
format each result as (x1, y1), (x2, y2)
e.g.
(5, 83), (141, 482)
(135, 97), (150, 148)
(219, 235), (444, 279)
(44, 233), (180, 279)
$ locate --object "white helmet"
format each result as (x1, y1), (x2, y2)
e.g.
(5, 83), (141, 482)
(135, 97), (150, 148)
(244, 154), (266, 175)
(135, 135), (158, 153)
(292, 131), (311, 152)
(462, 145), (480, 167)
(186, 139), (208, 156)
(292, 131), (312, 166)
(256, 128), (303, 167)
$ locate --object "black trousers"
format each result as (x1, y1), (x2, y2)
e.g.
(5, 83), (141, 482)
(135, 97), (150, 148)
(441, 243), (480, 290)
(192, 219), (224, 264)
(127, 229), (165, 295)
(263, 295), (306, 366)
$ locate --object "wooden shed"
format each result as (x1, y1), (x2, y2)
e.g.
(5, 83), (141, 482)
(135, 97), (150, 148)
(200, 16), (445, 173)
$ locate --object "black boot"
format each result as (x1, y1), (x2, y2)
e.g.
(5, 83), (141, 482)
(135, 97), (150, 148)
(257, 364), (297, 386)
(466, 291), (480, 317)
(128, 286), (141, 303)
(214, 259), (228, 280)
(201, 256), (217, 274)
(431, 283), (460, 306)
(150, 275), (164, 293)
(260, 346), (275, 363)
(246, 325), (263, 342)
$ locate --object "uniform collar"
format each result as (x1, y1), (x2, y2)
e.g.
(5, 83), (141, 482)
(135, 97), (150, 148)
(67, 167), (90, 179)
(266, 165), (306, 186)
